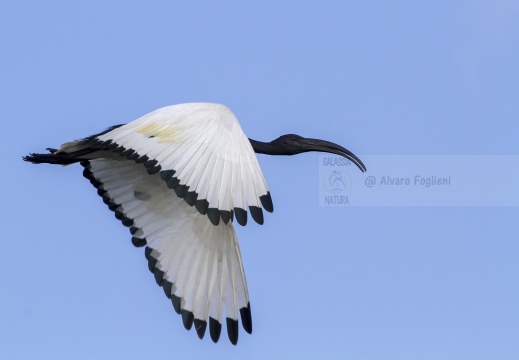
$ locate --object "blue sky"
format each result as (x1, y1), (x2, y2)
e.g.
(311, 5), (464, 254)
(2, 1), (519, 359)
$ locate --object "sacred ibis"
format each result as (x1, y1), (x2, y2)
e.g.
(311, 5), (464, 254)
(24, 103), (365, 345)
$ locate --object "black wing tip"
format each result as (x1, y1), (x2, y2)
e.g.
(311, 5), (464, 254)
(146, 165), (162, 175)
(147, 257), (158, 273)
(195, 199), (209, 215)
(184, 191), (198, 206)
(220, 210), (231, 224)
(166, 177), (180, 189)
(122, 218), (134, 227)
(153, 267), (165, 286)
(144, 159), (158, 168)
(234, 207), (247, 226)
(160, 169), (175, 181)
(260, 192), (274, 213)
(162, 280), (173, 299)
(240, 304), (253, 334)
(107, 203), (119, 211)
(114, 209), (124, 219)
(127, 152), (140, 160)
(82, 166), (93, 179)
(160, 277), (181, 315)
(171, 294), (181, 314)
(135, 155), (149, 164)
(144, 246), (153, 260)
(89, 178), (102, 188)
(226, 318), (239, 345)
(120, 148), (135, 157)
(209, 317), (222, 343)
(131, 236), (147, 247)
(194, 319), (207, 339)
(207, 208), (220, 226)
(112, 145), (126, 153)
(174, 184), (189, 198)
(181, 310), (195, 330)
(249, 206), (264, 225)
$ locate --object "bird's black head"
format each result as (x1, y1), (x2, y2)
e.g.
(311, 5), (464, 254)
(270, 134), (307, 154)
(251, 134), (366, 172)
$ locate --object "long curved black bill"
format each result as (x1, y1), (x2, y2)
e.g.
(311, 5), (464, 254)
(300, 138), (366, 172)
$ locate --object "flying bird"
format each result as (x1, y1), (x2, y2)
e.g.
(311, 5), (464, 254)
(24, 103), (365, 345)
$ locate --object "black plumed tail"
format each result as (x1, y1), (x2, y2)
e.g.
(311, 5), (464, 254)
(23, 148), (97, 165)
(24, 124), (126, 165)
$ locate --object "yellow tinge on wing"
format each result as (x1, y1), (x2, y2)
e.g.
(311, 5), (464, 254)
(137, 122), (190, 143)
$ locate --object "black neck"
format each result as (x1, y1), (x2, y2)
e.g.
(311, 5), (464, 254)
(249, 138), (282, 155)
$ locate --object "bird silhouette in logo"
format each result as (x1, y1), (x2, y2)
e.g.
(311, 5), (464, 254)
(327, 170), (349, 192)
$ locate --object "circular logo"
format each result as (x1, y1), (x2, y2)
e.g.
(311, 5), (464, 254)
(322, 169), (352, 194)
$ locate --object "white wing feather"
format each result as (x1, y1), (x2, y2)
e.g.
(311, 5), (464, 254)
(93, 103), (271, 226)
(83, 157), (251, 343)
(45, 103), (264, 344)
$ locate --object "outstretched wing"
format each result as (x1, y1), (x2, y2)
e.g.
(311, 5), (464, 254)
(87, 103), (273, 226)
(82, 157), (252, 344)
